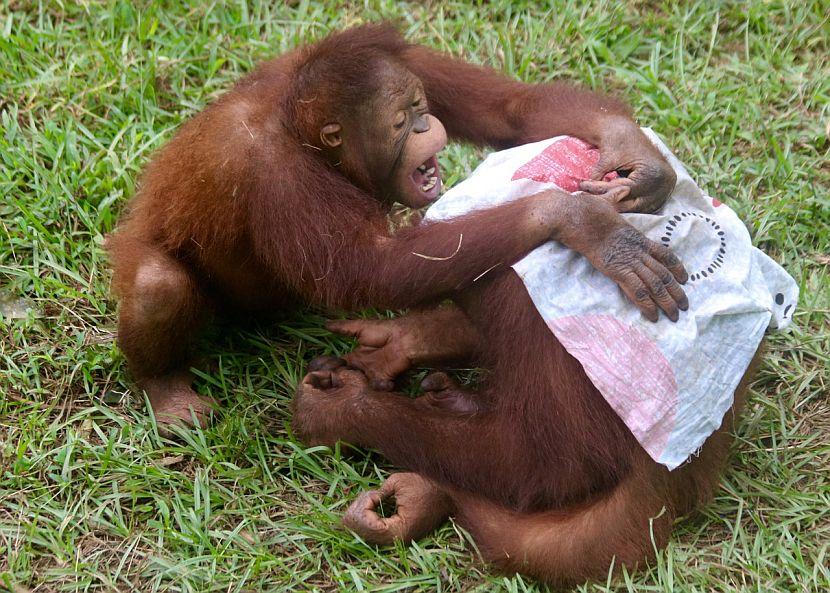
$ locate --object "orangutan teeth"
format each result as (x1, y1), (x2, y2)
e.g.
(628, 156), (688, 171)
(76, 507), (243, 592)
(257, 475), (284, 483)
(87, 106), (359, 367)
(421, 176), (437, 191)
(417, 165), (427, 173)
(425, 167), (435, 175)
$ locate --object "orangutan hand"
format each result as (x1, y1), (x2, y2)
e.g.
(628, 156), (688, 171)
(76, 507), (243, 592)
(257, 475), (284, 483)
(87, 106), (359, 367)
(581, 116), (677, 214)
(558, 194), (689, 322)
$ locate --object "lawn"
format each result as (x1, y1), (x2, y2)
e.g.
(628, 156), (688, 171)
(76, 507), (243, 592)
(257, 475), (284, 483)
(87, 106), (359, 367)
(0, 1), (828, 591)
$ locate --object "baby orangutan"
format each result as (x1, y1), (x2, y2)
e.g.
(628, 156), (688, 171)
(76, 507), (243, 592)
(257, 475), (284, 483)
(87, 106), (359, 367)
(294, 296), (759, 587)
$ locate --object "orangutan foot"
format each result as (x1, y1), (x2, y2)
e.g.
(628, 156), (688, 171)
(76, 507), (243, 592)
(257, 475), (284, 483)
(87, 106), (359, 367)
(142, 372), (217, 434)
(416, 371), (479, 414)
(293, 367), (369, 447)
(343, 472), (452, 545)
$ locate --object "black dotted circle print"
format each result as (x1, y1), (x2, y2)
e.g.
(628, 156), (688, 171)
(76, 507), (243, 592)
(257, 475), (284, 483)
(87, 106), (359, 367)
(659, 212), (726, 282)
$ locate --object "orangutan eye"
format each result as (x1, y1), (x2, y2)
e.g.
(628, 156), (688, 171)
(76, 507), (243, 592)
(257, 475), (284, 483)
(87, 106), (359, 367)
(412, 97), (422, 108)
(393, 111), (406, 130)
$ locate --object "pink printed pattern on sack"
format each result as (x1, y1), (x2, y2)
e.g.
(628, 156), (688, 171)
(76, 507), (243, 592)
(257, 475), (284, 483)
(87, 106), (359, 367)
(547, 314), (678, 460)
(511, 137), (616, 191)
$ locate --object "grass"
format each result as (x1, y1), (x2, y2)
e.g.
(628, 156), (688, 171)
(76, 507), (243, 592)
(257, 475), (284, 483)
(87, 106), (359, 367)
(0, 0), (828, 591)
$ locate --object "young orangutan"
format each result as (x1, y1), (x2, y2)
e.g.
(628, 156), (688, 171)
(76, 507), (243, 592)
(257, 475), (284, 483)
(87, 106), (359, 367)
(108, 24), (682, 427)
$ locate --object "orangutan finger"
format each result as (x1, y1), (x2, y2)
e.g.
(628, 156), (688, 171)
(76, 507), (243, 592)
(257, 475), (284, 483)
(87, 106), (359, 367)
(579, 178), (633, 196)
(326, 319), (363, 336)
(633, 263), (680, 322)
(646, 240), (688, 284)
(644, 256), (689, 311)
(616, 271), (659, 323)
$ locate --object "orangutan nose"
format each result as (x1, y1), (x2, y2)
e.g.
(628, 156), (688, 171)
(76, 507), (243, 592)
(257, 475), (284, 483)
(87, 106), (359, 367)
(413, 114), (431, 133)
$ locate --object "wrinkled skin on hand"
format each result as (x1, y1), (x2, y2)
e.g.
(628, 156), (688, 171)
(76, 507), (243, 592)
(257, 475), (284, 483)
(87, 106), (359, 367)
(559, 193), (689, 322)
(343, 472), (452, 545)
(581, 116), (678, 215)
(325, 306), (480, 390)
(323, 319), (412, 391)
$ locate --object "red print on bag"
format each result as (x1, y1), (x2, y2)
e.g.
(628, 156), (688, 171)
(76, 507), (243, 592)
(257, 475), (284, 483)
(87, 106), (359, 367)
(547, 314), (678, 460)
(511, 137), (616, 192)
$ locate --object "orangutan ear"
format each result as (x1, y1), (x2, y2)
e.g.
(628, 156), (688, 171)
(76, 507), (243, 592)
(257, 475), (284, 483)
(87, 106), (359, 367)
(320, 123), (342, 148)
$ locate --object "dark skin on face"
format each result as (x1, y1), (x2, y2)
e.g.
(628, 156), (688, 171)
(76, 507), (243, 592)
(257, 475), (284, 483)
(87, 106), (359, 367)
(319, 61), (447, 208)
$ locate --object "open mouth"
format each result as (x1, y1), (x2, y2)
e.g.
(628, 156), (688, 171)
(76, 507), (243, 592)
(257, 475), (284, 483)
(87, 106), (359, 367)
(410, 155), (442, 201)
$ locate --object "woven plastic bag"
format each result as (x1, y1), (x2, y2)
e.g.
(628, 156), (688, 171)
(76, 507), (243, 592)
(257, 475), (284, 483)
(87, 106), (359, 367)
(425, 130), (797, 469)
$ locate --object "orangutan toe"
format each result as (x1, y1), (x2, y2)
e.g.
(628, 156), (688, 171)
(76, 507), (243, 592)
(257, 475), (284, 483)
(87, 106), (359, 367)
(303, 369), (340, 390)
(416, 389), (479, 414)
(343, 490), (403, 545)
(152, 390), (216, 434)
(308, 355), (347, 372)
(141, 373), (217, 435)
(302, 367), (369, 393)
(420, 371), (457, 393)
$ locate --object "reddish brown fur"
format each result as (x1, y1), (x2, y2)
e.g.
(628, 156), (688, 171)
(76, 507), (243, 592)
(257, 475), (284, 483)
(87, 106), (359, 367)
(107, 23), (724, 584)
(108, 24), (644, 413)
(296, 273), (760, 587)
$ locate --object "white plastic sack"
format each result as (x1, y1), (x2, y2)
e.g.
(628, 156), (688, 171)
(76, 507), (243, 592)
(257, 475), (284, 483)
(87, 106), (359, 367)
(425, 130), (798, 470)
